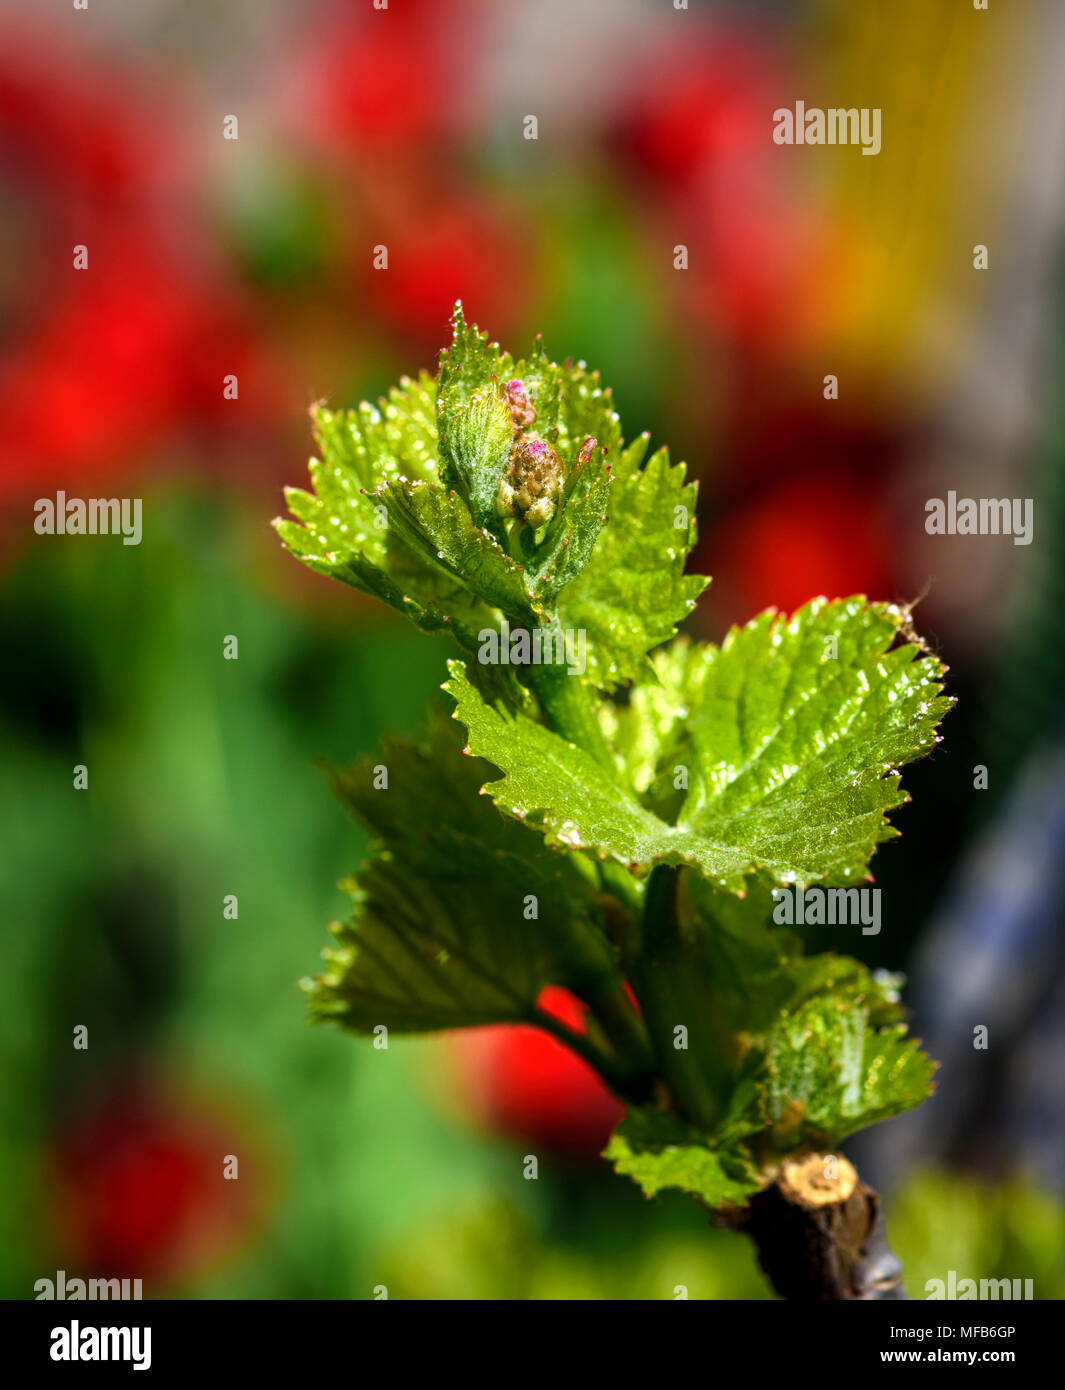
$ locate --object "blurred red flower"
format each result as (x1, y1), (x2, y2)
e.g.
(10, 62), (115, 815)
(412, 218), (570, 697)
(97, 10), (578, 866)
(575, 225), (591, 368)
(607, 30), (832, 354)
(283, 2), (525, 351)
(359, 195), (526, 347)
(704, 469), (893, 629)
(450, 986), (624, 1159)
(48, 1080), (259, 1286)
(0, 26), (281, 512)
(287, 0), (476, 157)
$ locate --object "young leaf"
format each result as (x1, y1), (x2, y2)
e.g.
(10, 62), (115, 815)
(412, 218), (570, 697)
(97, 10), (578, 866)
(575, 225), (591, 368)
(604, 1001), (934, 1210)
(554, 361), (622, 461)
(373, 477), (542, 626)
(754, 999), (937, 1150)
(557, 441), (708, 689)
(316, 381), (440, 488)
(273, 388), (475, 624)
(438, 387), (515, 532)
(603, 1108), (763, 1207)
(277, 305), (702, 656)
(521, 441), (614, 607)
(436, 303), (510, 419)
(447, 598), (952, 891)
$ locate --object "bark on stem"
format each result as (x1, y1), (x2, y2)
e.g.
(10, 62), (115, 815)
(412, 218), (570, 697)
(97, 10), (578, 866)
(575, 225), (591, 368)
(723, 1154), (909, 1300)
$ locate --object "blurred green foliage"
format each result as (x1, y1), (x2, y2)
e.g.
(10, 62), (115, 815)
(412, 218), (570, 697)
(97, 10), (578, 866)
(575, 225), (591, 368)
(891, 1172), (1065, 1303)
(0, 485), (491, 1298)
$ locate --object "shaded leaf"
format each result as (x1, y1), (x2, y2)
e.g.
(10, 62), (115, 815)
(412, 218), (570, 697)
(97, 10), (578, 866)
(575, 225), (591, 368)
(305, 718), (623, 1033)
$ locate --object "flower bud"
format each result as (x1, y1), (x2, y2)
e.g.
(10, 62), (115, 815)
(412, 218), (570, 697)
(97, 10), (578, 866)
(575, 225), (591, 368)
(505, 378), (537, 430)
(497, 435), (564, 529)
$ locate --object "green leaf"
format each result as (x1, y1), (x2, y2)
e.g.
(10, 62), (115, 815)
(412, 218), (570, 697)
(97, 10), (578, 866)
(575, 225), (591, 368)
(604, 987), (934, 1208)
(273, 404), (396, 585)
(305, 718), (624, 1033)
(446, 655), (673, 853)
(558, 439), (708, 689)
(314, 380), (441, 489)
(279, 306), (703, 650)
(436, 303), (512, 507)
(438, 386), (515, 532)
(437, 302), (509, 417)
(273, 388), (478, 621)
(447, 598), (952, 891)
(554, 359), (622, 462)
(374, 477), (542, 625)
(597, 639), (696, 811)
(679, 869), (906, 1037)
(755, 998), (937, 1150)
(521, 441), (614, 607)
(603, 1108), (763, 1208)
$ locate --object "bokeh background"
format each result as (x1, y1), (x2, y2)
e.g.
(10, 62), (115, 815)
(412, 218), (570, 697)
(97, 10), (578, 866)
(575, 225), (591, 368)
(2, 0), (1065, 1299)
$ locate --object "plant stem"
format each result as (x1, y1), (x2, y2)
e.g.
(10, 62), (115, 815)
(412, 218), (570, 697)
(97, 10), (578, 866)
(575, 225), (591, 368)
(640, 862), (683, 957)
(522, 665), (644, 922)
(586, 984), (656, 1080)
(725, 1154), (910, 1300)
(522, 663), (657, 1099)
(629, 865), (729, 1131)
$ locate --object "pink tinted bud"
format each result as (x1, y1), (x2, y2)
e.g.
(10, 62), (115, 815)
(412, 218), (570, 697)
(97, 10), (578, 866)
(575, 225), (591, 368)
(578, 435), (597, 465)
(496, 434), (564, 529)
(505, 378), (536, 430)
